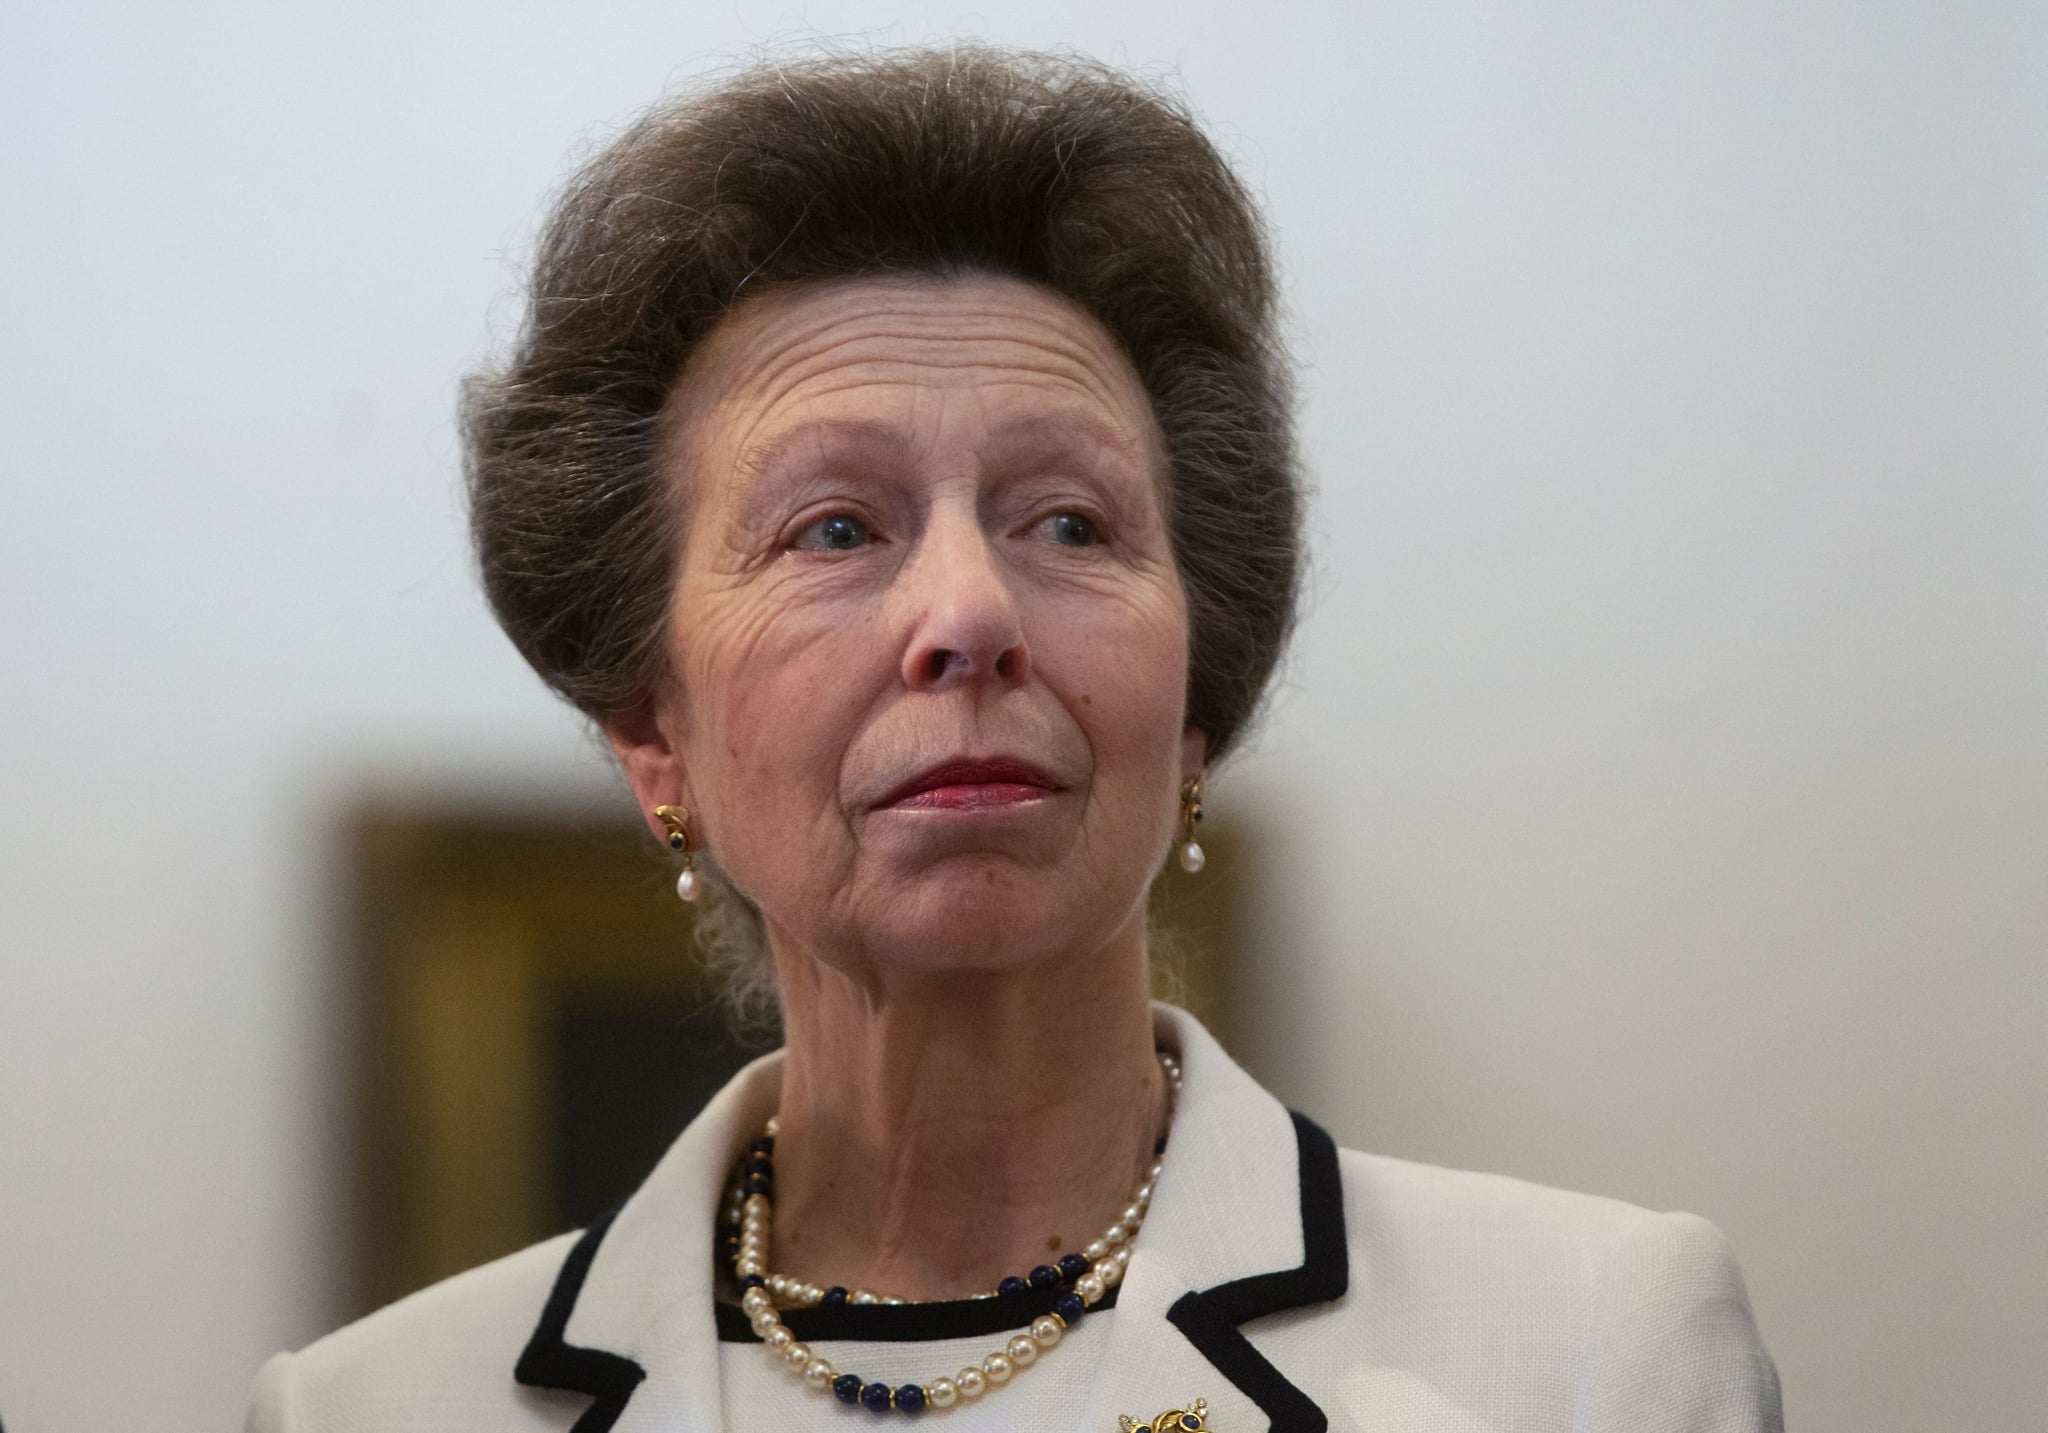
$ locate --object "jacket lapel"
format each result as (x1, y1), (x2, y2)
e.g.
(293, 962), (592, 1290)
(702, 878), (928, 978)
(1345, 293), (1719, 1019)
(515, 1045), (786, 1433)
(1075, 1008), (1349, 1433)
(513, 1210), (646, 1431)
(1165, 1110), (1347, 1431)
(514, 1007), (1346, 1433)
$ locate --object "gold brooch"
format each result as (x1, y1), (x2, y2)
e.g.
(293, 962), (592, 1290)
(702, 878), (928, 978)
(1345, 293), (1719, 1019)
(1119, 1398), (1209, 1432)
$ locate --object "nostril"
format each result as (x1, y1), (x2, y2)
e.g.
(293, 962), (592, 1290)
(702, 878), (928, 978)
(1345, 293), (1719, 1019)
(925, 649), (954, 682)
(994, 650), (1014, 679)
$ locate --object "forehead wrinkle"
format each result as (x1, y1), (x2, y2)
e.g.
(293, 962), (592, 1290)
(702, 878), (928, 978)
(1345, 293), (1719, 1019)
(739, 288), (1120, 359)
(709, 281), (1142, 410)
(754, 367), (1139, 425)
(747, 382), (1159, 508)
(684, 349), (1139, 493)
(741, 332), (1139, 439)
(668, 278), (1164, 516)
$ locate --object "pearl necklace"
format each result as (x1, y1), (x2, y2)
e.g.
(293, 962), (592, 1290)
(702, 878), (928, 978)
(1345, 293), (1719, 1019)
(726, 1050), (1182, 1414)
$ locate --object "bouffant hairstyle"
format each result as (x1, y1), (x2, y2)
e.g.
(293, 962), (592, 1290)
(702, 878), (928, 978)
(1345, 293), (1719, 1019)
(463, 47), (1301, 765)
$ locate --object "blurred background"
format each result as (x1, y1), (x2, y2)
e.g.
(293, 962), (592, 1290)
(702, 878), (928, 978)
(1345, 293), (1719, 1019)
(3, 2), (2043, 1429)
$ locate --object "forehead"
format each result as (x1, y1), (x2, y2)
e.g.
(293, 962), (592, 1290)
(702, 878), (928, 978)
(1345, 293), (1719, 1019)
(662, 273), (1162, 475)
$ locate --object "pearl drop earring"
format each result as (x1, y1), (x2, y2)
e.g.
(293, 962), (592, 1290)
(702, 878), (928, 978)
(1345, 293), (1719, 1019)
(654, 804), (700, 902)
(1176, 776), (1206, 874)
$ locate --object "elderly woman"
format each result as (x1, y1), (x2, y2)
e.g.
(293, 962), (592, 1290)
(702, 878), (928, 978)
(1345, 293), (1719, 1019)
(247, 49), (1780, 1433)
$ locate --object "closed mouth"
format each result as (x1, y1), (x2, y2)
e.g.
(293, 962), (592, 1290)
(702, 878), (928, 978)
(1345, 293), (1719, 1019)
(878, 757), (1061, 810)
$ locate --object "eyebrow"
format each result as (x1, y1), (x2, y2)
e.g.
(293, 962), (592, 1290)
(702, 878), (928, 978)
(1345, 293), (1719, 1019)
(983, 410), (1154, 475)
(732, 418), (904, 487)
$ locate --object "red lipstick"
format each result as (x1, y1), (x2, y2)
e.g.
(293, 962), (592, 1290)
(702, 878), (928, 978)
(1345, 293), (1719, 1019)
(879, 758), (1059, 811)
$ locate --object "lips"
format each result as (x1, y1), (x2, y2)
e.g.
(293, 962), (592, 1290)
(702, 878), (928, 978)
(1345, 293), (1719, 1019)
(877, 757), (1061, 810)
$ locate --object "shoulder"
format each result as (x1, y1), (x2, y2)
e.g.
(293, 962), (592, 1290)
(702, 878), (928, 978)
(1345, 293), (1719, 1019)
(1340, 1144), (1696, 1273)
(1339, 1146), (1762, 1307)
(244, 1232), (583, 1433)
(1277, 1146), (1784, 1430)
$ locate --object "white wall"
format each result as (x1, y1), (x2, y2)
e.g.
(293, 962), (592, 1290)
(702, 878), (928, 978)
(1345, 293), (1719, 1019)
(3, 4), (2041, 1430)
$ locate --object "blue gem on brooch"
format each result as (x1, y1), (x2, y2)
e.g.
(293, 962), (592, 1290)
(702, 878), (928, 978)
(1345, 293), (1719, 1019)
(1117, 1397), (1210, 1433)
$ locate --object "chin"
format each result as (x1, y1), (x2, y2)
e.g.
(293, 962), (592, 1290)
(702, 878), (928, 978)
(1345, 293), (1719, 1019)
(851, 858), (1136, 977)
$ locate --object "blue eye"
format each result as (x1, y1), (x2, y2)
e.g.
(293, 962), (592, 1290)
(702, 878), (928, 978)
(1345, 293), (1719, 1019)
(797, 514), (871, 551)
(1048, 512), (1098, 547)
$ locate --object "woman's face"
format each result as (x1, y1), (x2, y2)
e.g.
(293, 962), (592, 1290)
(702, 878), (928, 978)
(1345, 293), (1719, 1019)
(618, 274), (1201, 980)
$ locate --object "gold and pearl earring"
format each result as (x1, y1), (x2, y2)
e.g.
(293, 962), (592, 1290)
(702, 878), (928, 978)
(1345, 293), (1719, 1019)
(1176, 776), (1206, 874)
(654, 804), (700, 902)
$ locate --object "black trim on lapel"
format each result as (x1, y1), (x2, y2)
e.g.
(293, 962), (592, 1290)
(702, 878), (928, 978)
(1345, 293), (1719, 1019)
(1167, 1110), (1347, 1433)
(515, 1211), (647, 1433)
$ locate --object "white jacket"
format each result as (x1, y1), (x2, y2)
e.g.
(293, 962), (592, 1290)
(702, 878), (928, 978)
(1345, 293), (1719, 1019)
(246, 1005), (1782, 1432)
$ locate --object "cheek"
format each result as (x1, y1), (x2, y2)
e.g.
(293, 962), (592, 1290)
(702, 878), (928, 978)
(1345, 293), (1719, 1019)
(675, 593), (875, 844)
(1048, 587), (1190, 762)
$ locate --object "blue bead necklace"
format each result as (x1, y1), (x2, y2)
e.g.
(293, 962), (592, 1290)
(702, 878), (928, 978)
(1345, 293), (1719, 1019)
(726, 1049), (1181, 1414)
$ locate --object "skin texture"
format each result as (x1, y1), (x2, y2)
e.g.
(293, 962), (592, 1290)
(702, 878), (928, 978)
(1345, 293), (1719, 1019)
(607, 274), (1203, 1297)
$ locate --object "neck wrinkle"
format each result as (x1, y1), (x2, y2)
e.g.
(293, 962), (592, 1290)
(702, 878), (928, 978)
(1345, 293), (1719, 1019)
(764, 922), (1165, 1301)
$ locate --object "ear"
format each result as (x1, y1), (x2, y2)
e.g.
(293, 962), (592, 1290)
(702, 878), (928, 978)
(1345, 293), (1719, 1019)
(1179, 726), (1209, 783)
(601, 702), (692, 844)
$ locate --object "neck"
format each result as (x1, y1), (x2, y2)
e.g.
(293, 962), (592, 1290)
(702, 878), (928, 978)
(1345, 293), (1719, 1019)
(761, 919), (1166, 1301)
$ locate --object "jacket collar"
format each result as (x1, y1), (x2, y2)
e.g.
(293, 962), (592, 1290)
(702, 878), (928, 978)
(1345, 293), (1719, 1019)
(1073, 1006), (1349, 1433)
(516, 1004), (1347, 1432)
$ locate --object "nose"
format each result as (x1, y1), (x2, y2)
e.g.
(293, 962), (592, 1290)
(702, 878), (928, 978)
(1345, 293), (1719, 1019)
(899, 517), (1032, 693)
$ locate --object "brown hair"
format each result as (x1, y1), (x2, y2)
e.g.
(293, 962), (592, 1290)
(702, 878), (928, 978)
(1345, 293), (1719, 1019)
(463, 46), (1301, 763)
